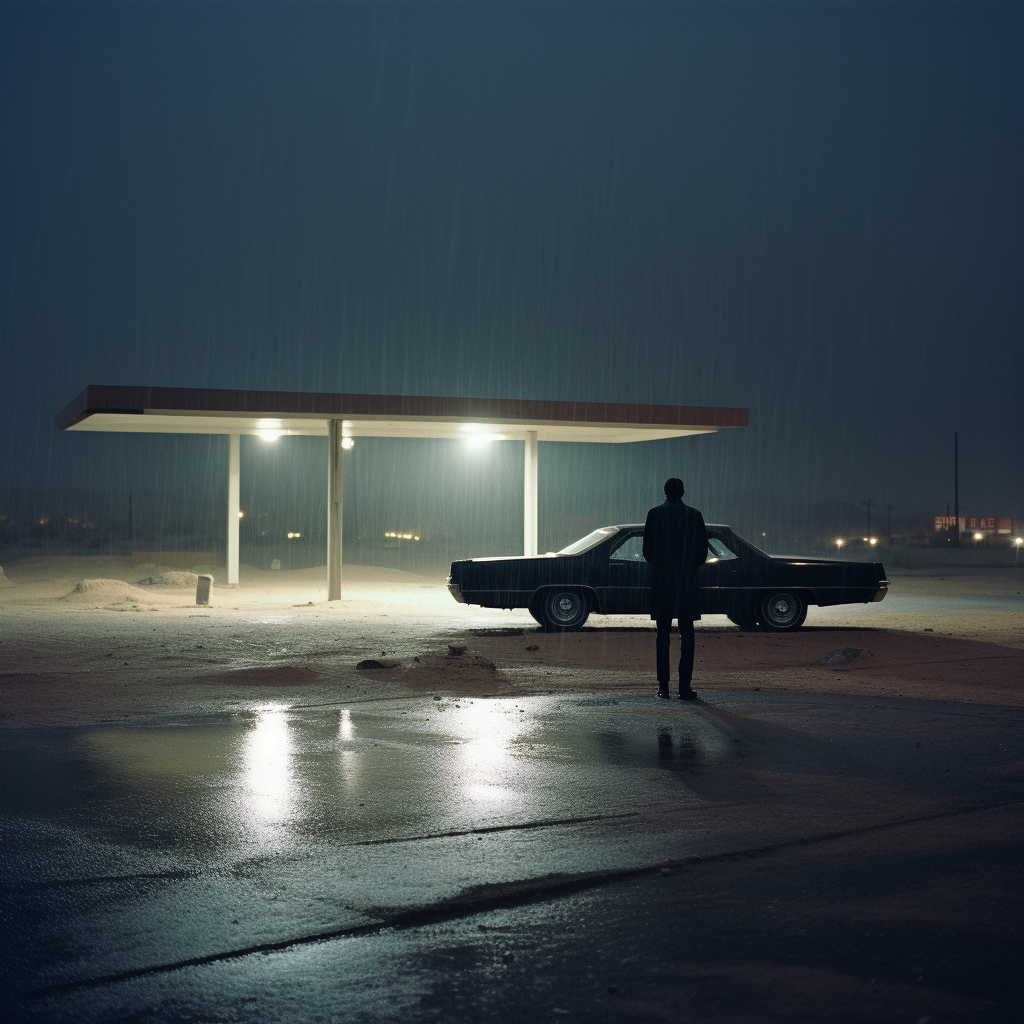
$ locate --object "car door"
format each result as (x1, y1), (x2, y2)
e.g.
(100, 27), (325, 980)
(699, 532), (744, 614)
(597, 532), (651, 614)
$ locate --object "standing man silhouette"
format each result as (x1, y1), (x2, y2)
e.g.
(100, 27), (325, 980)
(643, 478), (708, 700)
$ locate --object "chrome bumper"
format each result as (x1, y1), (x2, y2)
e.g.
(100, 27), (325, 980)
(447, 579), (466, 604)
(872, 580), (890, 602)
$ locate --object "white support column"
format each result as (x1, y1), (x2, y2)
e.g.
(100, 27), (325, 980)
(524, 430), (538, 556)
(227, 432), (240, 586)
(327, 419), (343, 601)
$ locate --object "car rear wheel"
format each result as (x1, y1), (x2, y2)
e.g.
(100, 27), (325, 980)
(758, 591), (807, 631)
(538, 588), (590, 632)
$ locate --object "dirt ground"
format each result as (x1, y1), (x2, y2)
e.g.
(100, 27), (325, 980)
(0, 555), (1021, 726)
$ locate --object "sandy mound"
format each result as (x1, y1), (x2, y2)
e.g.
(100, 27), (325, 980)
(61, 579), (159, 611)
(0, 566), (13, 588)
(136, 571), (200, 587)
(64, 578), (138, 597)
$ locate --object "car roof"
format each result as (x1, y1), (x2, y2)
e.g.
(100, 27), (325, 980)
(611, 523), (730, 531)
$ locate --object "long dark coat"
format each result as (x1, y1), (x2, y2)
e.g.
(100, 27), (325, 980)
(642, 498), (708, 621)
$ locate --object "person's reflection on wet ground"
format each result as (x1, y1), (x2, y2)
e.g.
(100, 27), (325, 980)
(658, 730), (673, 759)
(656, 729), (699, 773)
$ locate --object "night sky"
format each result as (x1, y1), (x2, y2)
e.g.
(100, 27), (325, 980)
(2, 1), (1021, 552)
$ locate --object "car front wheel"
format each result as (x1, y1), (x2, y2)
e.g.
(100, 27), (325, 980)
(727, 605), (759, 631)
(758, 591), (807, 631)
(538, 588), (590, 632)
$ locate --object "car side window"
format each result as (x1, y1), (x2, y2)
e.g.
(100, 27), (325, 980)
(610, 534), (646, 562)
(708, 537), (738, 561)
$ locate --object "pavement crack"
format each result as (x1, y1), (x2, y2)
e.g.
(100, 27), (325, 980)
(350, 811), (641, 845)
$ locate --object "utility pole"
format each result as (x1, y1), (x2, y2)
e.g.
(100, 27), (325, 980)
(954, 432), (960, 549)
(887, 503), (893, 544)
(862, 499), (874, 539)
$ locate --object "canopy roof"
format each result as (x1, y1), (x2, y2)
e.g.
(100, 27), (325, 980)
(56, 386), (748, 443)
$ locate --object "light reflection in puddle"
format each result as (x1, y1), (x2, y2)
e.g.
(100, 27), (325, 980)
(239, 703), (295, 834)
(336, 709), (361, 793)
(338, 709), (354, 741)
(455, 702), (533, 805)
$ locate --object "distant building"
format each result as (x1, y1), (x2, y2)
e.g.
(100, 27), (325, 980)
(934, 515), (1014, 536)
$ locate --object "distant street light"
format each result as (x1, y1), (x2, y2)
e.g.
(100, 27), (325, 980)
(973, 532), (983, 541)
(836, 539), (844, 549)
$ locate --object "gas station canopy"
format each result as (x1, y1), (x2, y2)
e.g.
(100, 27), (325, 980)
(56, 385), (748, 598)
(56, 385), (747, 442)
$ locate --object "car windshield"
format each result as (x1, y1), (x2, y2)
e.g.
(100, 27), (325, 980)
(558, 526), (619, 555)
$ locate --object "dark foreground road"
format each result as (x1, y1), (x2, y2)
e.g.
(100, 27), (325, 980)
(2, 691), (1022, 1023)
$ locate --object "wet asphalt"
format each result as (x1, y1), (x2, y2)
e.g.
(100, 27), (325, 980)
(2, 690), (1023, 1023)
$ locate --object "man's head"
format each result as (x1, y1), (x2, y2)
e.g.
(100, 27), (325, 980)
(664, 478), (685, 499)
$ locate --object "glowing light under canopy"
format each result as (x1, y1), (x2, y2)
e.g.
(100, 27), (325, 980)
(465, 432), (507, 447)
(256, 418), (289, 442)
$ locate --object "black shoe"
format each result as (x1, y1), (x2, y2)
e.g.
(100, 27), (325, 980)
(678, 688), (698, 701)
(657, 687), (671, 699)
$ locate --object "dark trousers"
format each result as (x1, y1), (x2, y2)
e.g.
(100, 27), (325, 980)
(656, 617), (696, 689)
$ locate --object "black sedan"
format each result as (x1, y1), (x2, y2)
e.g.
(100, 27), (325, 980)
(447, 524), (889, 632)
